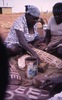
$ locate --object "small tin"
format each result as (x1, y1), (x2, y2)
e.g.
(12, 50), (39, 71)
(25, 57), (38, 79)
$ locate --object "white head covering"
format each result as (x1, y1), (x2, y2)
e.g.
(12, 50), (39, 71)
(25, 5), (40, 17)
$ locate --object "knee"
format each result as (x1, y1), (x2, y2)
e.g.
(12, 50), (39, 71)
(7, 44), (20, 53)
(7, 44), (21, 57)
(57, 47), (62, 59)
(57, 47), (62, 55)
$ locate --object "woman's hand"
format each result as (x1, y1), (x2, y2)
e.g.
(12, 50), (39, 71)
(46, 45), (53, 52)
(32, 53), (42, 64)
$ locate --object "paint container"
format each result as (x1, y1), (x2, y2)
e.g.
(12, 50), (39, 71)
(43, 24), (47, 37)
(25, 57), (38, 79)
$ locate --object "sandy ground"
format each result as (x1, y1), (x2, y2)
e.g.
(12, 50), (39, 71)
(0, 12), (52, 40)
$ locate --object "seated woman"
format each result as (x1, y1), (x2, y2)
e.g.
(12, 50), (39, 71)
(44, 2), (62, 59)
(4, 5), (45, 63)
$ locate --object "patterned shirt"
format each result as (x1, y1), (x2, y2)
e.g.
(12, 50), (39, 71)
(5, 14), (38, 47)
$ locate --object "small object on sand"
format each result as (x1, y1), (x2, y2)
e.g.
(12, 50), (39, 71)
(25, 57), (38, 79)
(38, 62), (48, 73)
(18, 54), (30, 70)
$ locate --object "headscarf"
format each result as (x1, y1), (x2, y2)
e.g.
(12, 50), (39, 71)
(25, 5), (40, 17)
(53, 2), (62, 14)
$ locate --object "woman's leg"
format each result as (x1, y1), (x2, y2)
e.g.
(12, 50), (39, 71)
(50, 46), (62, 59)
(56, 46), (62, 58)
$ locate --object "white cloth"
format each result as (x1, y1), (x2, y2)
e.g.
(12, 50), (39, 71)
(26, 5), (40, 17)
(47, 16), (62, 36)
(4, 14), (38, 47)
(48, 91), (62, 100)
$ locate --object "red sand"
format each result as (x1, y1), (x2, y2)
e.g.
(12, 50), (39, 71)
(0, 12), (52, 40)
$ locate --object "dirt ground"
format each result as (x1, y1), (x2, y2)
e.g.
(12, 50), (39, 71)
(0, 12), (52, 40)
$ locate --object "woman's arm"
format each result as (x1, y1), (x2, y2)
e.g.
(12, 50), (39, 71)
(45, 29), (51, 45)
(16, 29), (41, 61)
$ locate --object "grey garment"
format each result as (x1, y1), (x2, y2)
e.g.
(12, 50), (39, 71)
(46, 16), (62, 48)
(35, 35), (45, 41)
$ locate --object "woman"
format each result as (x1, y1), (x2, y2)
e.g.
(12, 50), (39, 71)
(4, 5), (44, 62)
(45, 2), (62, 58)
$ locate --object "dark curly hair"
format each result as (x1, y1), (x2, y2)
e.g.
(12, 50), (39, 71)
(53, 2), (62, 14)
